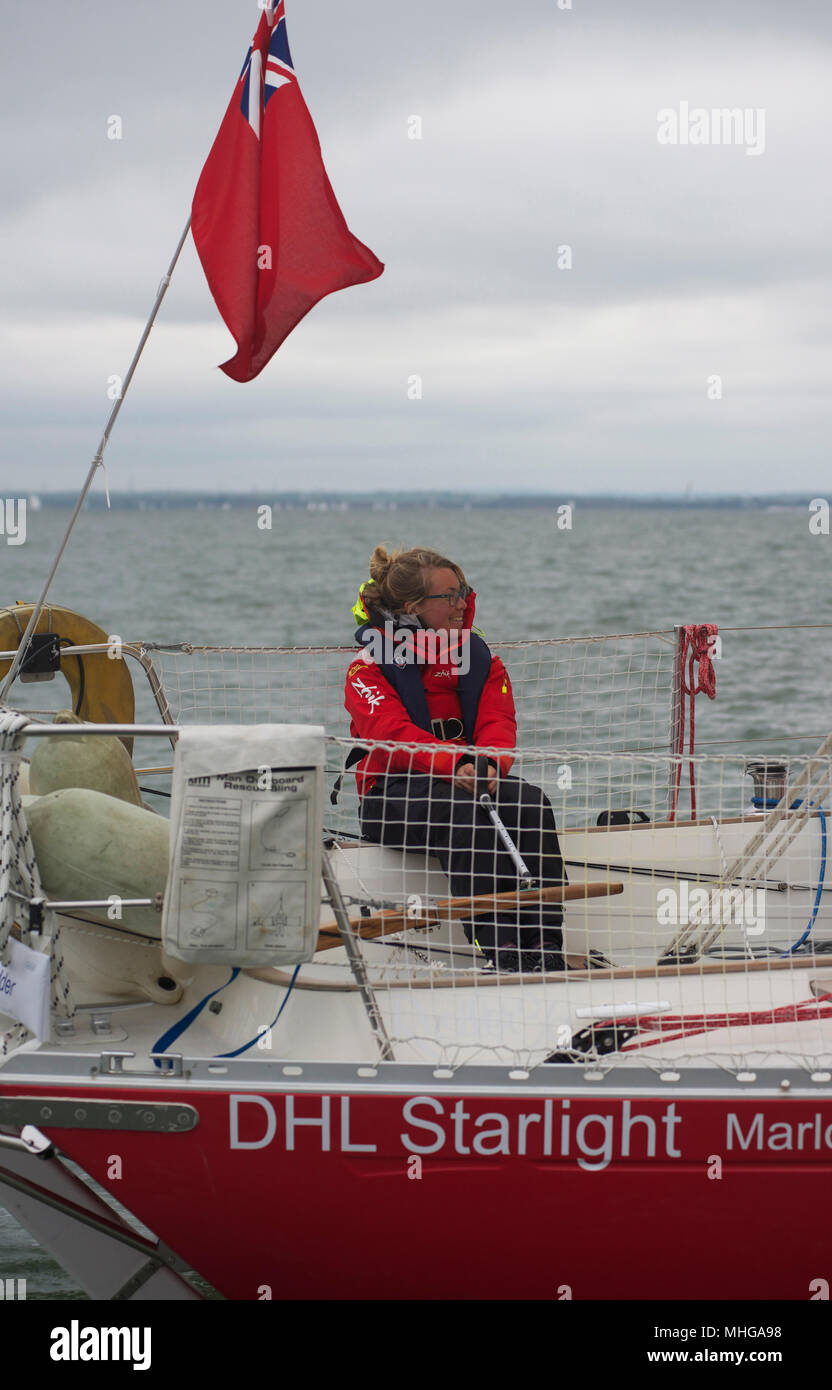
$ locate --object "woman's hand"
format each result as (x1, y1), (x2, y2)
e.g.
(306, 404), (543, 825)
(454, 762), (498, 796)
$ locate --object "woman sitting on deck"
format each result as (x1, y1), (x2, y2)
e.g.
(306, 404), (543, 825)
(344, 545), (586, 972)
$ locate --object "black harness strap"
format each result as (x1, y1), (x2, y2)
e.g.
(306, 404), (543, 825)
(331, 745), (368, 805)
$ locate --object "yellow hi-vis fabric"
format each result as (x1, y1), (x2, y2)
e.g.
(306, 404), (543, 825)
(351, 581), (375, 624)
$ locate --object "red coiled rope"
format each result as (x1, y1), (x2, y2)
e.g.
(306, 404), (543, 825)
(619, 995), (832, 1051)
(670, 623), (718, 821)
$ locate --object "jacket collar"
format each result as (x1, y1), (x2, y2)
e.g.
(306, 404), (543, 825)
(354, 589), (478, 644)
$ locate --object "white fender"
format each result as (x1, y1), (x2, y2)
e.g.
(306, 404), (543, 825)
(23, 788), (169, 936)
(29, 711), (142, 805)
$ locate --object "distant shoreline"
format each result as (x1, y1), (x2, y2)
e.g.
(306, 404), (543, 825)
(10, 491), (820, 512)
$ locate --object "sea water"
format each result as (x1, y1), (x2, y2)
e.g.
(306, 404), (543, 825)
(3, 501), (830, 649)
(0, 500), (830, 1296)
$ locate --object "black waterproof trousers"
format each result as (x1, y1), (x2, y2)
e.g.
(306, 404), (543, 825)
(359, 774), (568, 970)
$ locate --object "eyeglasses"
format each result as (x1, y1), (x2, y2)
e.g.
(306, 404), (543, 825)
(421, 584), (471, 607)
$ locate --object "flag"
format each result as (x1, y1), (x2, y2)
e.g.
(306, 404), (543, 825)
(192, 0), (383, 382)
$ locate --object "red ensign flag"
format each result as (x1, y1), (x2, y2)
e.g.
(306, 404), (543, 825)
(192, 1), (383, 382)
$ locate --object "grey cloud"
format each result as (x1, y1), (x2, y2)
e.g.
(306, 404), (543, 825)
(1, 0), (830, 493)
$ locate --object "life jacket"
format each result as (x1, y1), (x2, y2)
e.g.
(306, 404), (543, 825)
(334, 588), (499, 801)
(352, 616), (492, 743)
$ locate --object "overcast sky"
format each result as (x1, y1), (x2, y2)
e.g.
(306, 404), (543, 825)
(1, 0), (830, 495)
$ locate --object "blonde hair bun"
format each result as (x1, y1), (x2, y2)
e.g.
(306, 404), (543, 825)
(369, 544), (394, 584)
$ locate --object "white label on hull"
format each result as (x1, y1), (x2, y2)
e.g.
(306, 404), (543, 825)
(726, 1112), (832, 1152)
(228, 1095), (832, 1171)
(230, 1095), (376, 1153)
(227, 1094), (683, 1171)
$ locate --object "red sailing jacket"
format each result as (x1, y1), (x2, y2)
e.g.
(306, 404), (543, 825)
(344, 590), (516, 796)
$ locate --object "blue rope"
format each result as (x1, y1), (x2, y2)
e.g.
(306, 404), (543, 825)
(752, 797), (828, 956)
(215, 964), (301, 1059)
(152, 968), (240, 1067)
(151, 963), (301, 1065)
(781, 804), (826, 955)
